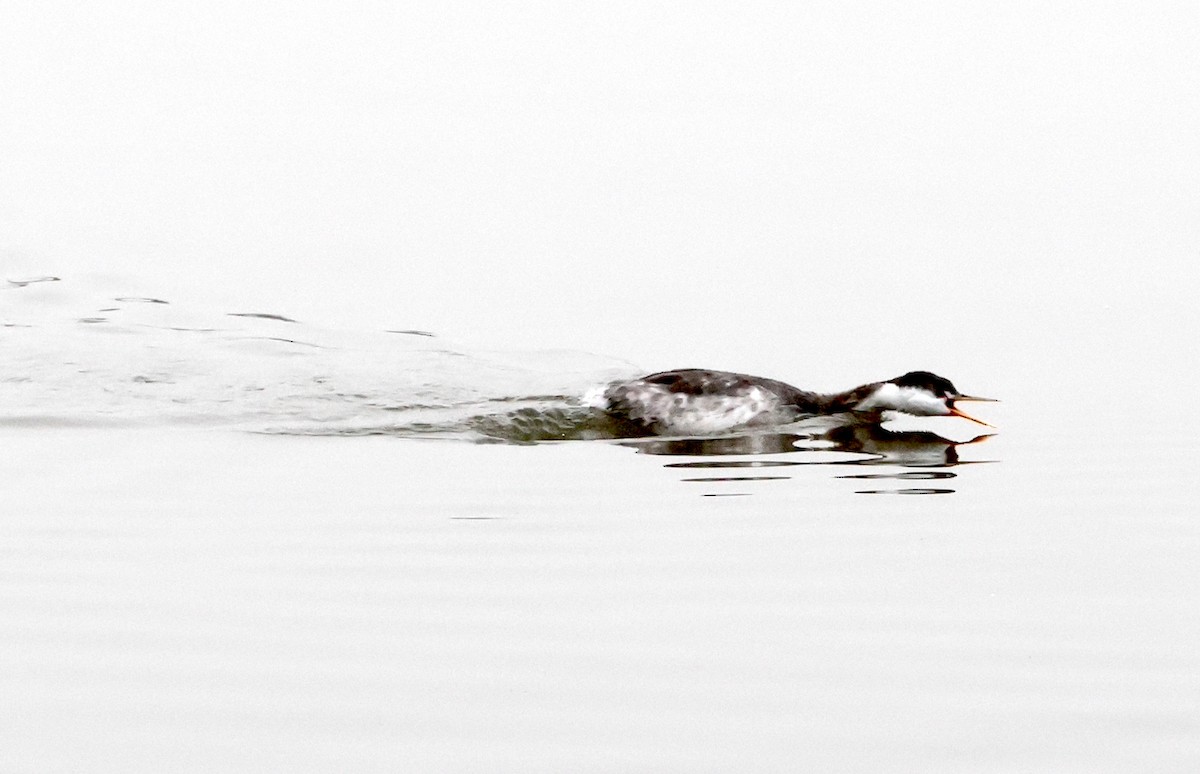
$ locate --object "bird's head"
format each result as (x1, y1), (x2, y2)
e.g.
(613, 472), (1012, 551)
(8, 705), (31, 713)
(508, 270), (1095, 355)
(855, 371), (997, 427)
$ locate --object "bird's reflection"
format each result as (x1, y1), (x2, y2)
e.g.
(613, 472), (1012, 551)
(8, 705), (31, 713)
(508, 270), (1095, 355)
(466, 403), (994, 495)
(620, 424), (993, 495)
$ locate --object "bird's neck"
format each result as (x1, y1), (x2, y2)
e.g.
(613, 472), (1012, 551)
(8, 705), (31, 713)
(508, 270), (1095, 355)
(785, 381), (884, 416)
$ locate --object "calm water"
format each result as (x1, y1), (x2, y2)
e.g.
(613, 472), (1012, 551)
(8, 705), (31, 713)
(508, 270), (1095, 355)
(2, 277), (1198, 772)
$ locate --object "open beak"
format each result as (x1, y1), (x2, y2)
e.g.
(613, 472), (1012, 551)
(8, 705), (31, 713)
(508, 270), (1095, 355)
(949, 395), (998, 428)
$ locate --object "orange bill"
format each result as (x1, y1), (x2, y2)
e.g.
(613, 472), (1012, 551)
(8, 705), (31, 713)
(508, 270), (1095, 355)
(949, 405), (995, 428)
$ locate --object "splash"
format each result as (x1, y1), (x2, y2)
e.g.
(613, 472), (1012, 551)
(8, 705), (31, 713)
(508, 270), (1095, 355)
(1, 276), (639, 440)
(2, 275), (996, 495)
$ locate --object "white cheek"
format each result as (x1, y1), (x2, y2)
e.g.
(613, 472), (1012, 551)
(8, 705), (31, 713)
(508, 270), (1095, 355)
(894, 388), (949, 416)
(860, 384), (948, 416)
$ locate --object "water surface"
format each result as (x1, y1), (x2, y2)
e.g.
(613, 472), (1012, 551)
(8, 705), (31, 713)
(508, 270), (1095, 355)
(3, 277), (1198, 773)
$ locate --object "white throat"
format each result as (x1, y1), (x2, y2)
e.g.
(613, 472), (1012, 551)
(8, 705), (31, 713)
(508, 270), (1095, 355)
(856, 383), (948, 416)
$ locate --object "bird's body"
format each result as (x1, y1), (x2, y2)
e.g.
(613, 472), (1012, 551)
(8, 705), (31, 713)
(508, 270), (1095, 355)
(602, 368), (994, 436)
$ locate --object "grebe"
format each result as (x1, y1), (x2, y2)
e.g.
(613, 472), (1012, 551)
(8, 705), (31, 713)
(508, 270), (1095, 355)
(603, 369), (996, 436)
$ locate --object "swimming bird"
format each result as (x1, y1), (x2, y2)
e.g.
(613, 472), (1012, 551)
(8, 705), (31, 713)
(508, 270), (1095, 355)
(602, 369), (996, 436)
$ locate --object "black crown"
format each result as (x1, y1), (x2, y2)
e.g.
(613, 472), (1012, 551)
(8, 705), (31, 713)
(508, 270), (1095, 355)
(891, 371), (958, 398)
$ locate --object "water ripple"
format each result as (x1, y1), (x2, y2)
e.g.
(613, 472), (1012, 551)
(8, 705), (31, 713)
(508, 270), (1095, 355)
(2, 276), (996, 496)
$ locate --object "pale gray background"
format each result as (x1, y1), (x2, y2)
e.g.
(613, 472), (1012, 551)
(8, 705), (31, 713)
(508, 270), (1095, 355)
(4, 1), (1196, 380)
